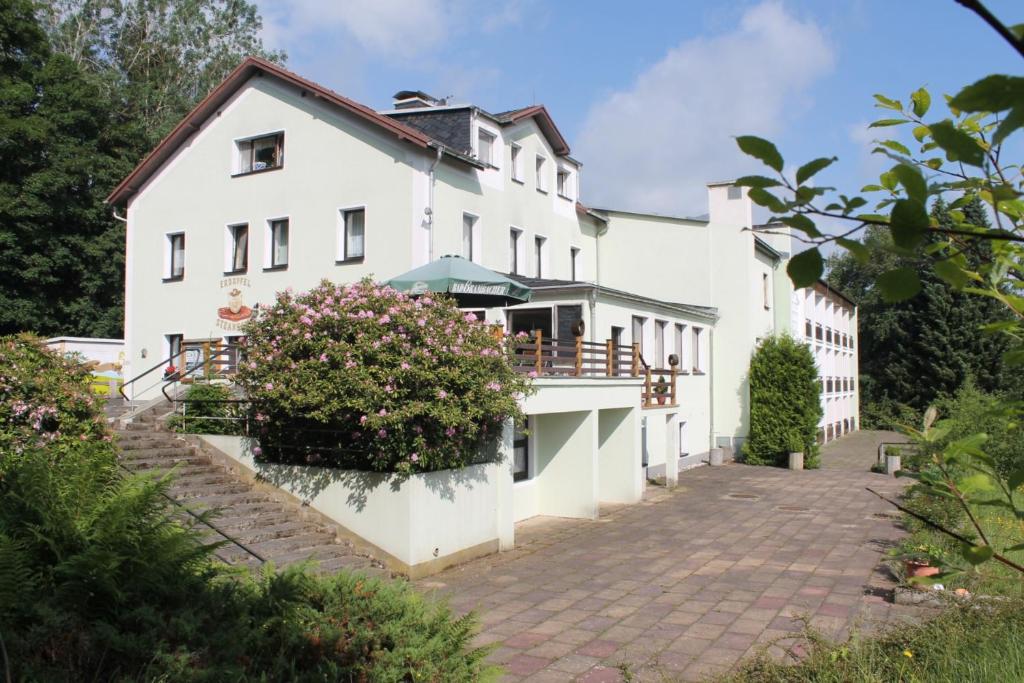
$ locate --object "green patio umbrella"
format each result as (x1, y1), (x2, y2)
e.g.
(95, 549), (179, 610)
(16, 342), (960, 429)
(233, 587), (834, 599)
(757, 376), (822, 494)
(385, 255), (532, 308)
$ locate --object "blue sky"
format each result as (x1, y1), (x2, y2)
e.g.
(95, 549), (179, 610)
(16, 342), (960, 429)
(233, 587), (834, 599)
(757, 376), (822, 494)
(256, 0), (1021, 219)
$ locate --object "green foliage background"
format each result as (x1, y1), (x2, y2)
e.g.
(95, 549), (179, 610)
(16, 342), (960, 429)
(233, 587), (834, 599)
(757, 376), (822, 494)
(827, 196), (1012, 427)
(0, 0), (281, 338)
(744, 335), (823, 468)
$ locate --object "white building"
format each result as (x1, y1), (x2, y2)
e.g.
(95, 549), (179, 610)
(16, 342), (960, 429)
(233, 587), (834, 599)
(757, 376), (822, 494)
(790, 280), (860, 442)
(107, 57), (857, 520)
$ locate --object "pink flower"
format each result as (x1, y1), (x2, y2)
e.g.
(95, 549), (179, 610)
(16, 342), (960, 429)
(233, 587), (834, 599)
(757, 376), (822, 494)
(410, 453), (419, 462)
(319, 353), (328, 362)
(360, 415), (367, 424)
(417, 318), (426, 327)
(253, 446), (263, 456)
(528, 370), (538, 378)
(265, 382), (274, 390)
(378, 408), (388, 416)
(445, 426), (457, 437)
(377, 428), (388, 438)
(437, 389), (448, 399)
(379, 314), (391, 324)
(487, 382), (502, 391)
(400, 362), (411, 370)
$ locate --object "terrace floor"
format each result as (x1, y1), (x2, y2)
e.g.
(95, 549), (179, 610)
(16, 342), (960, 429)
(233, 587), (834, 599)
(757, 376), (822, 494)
(415, 431), (924, 681)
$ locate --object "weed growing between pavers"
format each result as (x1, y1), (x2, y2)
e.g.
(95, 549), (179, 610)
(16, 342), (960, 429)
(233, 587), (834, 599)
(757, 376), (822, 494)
(719, 599), (1024, 682)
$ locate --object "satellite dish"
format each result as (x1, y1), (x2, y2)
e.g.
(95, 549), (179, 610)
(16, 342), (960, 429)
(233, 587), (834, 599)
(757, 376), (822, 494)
(571, 319), (586, 337)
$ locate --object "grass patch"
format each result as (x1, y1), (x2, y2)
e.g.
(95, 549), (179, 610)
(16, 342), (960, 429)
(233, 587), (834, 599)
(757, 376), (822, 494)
(721, 599), (1024, 682)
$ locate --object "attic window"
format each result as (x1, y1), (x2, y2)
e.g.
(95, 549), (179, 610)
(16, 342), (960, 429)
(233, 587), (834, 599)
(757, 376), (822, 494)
(727, 185), (742, 200)
(236, 133), (283, 175)
(477, 129), (496, 167)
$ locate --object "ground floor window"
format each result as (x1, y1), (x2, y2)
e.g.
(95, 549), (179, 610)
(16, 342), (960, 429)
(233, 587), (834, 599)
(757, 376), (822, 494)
(513, 420), (530, 482)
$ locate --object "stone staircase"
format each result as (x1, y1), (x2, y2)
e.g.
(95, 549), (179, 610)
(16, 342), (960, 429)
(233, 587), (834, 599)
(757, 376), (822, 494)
(115, 415), (387, 577)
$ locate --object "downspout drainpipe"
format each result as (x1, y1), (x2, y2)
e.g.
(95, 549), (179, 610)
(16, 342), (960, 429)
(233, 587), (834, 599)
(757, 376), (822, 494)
(587, 289), (597, 344)
(427, 145), (443, 261)
(708, 326), (715, 454)
(593, 218), (608, 344)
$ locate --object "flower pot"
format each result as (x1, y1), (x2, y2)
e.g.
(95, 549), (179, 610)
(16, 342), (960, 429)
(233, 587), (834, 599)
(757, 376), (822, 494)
(709, 448), (724, 466)
(788, 451), (804, 470)
(885, 454), (901, 476)
(656, 395), (666, 405)
(904, 560), (939, 579)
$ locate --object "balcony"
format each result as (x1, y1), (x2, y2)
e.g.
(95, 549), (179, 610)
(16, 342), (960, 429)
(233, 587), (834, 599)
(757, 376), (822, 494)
(511, 331), (679, 409)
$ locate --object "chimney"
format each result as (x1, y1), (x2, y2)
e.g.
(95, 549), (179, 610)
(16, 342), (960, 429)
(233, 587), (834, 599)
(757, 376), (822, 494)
(392, 90), (447, 110)
(706, 181), (752, 230)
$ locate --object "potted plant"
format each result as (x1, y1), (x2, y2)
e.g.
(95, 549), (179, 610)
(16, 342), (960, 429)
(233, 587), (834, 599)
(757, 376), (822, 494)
(787, 434), (804, 470)
(163, 364), (179, 381)
(654, 375), (669, 405)
(901, 544), (942, 580)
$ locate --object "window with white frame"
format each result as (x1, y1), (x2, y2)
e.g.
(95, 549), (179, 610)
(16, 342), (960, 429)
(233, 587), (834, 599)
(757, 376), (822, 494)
(570, 247), (581, 281)
(510, 143), (523, 182)
(462, 213), (477, 262)
(632, 316), (646, 355)
(557, 168), (571, 199)
(679, 421), (689, 456)
(165, 232), (185, 280)
(509, 228), (522, 274)
(236, 132), (283, 175)
(534, 236), (546, 277)
(477, 128), (496, 166)
(225, 223), (248, 273)
(165, 333), (183, 366)
(535, 155), (547, 192)
(267, 218), (289, 269)
(692, 326), (703, 372)
(513, 419), (530, 482)
(763, 272), (771, 309)
(674, 323), (687, 371)
(339, 208), (365, 261)
(655, 320), (667, 367)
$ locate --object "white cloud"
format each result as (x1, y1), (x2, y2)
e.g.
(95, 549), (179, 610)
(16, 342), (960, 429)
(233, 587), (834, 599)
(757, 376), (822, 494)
(576, 1), (834, 216)
(257, 0), (448, 60)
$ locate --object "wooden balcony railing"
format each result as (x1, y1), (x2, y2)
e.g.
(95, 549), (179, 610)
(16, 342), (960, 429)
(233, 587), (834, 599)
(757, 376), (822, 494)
(511, 330), (679, 408)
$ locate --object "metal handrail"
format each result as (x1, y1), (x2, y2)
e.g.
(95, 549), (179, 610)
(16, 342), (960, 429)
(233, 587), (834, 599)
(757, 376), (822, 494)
(161, 345), (238, 402)
(116, 460), (266, 565)
(119, 352), (182, 402)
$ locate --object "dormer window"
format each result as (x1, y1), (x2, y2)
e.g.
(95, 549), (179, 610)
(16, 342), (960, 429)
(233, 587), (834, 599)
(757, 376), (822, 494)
(477, 128), (496, 167)
(557, 168), (571, 199)
(236, 132), (283, 175)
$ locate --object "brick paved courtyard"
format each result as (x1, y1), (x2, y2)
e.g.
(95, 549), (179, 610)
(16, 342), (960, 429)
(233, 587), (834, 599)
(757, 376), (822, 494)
(416, 431), (921, 681)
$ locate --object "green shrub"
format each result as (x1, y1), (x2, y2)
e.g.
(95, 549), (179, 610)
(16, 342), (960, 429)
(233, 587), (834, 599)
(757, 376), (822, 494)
(913, 381), (1024, 477)
(166, 382), (243, 435)
(0, 334), (113, 472)
(1, 334), (498, 681)
(744, 335), (823, 468)
(236, 278), (533, 474)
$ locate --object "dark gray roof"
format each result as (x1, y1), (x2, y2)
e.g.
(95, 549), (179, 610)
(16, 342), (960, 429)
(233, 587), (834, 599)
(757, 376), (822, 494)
(386, 108), (472, 155)
(507, 275), (718, 320)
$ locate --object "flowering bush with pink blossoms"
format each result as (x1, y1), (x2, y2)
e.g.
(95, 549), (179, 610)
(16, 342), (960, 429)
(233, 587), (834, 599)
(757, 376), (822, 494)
(0, 334), (113, 472)
(236, 279), (533, 473)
